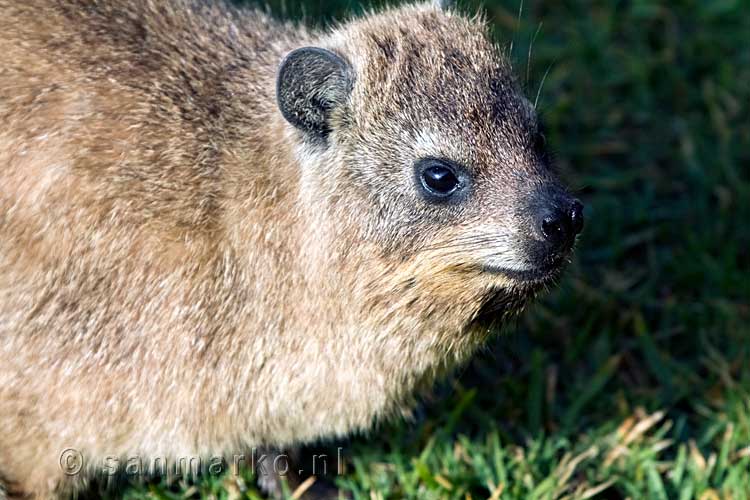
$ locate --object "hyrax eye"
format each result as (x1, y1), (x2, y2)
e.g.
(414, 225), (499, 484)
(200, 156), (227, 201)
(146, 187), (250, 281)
(424, 166), (458, 194)
(415, 158), (463, 200)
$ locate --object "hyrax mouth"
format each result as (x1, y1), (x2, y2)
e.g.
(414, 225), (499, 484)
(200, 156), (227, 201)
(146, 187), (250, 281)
(481, 253), (567, 284)
(470, 253), (569, 323)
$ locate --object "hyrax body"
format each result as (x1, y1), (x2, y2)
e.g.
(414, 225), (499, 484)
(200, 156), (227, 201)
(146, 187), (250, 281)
(0, 0), (583, 497)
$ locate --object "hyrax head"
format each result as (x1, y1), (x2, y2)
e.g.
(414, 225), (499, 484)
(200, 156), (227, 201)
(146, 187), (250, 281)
(276, 2), (583, 321)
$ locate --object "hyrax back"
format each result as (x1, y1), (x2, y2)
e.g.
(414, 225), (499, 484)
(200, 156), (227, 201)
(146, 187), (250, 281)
(0, 0), (582, 497)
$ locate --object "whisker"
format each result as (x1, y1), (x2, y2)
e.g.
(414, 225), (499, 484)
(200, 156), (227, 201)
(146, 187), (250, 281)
(527, 21), (543, 86)
(509, 0), (524, 58)
(417, 234), (498, 252)
(535, 61), (554, 109)
(419, 240), (500, 255)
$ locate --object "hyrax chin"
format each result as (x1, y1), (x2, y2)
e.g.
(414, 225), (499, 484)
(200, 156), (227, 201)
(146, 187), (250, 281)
(0, 0), (583, 497)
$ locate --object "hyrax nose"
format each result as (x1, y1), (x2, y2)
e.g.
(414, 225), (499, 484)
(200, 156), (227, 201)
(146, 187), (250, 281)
(540, 199), (584, 251)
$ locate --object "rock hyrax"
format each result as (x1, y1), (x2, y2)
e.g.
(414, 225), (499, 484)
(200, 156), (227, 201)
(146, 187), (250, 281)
(0, 0), (583, 497)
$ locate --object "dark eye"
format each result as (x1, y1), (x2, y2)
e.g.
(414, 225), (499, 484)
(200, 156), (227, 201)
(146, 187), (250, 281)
(423, 165), (458, 194)
(416, 159), (463, 200)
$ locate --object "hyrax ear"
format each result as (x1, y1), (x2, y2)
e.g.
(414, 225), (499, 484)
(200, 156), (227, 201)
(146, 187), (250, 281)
(276, 47), (352, 139)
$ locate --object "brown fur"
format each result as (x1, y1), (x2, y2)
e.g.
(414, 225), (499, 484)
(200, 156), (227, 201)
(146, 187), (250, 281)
(0, 0), (572, 497)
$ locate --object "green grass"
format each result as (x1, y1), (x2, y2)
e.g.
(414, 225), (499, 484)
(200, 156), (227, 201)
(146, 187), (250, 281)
(119, 0), (750, 498)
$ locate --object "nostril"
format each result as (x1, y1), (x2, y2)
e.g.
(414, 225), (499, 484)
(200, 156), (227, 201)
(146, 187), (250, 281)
(569, 200), (584, 235)
(540, 199), (583, 248)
